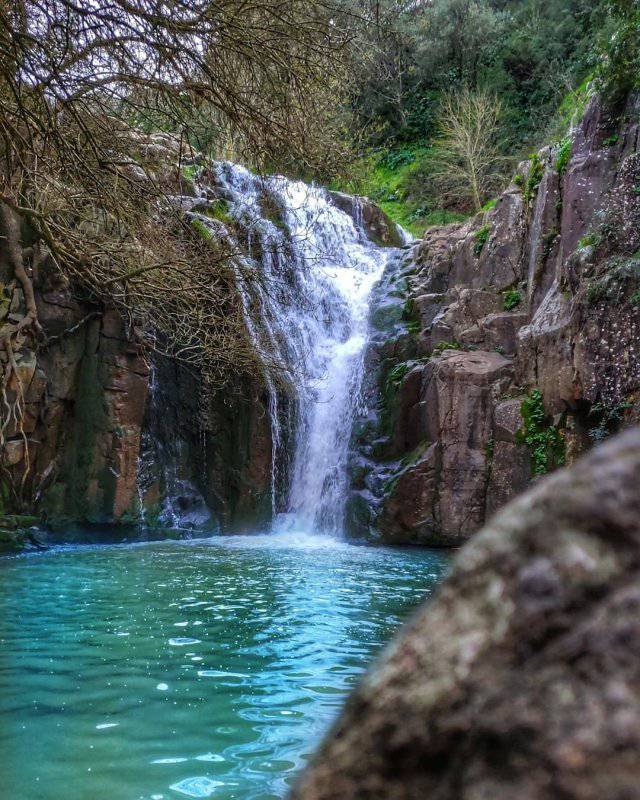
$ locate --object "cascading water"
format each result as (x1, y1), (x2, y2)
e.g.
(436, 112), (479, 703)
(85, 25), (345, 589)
(187, 164), (405, 536)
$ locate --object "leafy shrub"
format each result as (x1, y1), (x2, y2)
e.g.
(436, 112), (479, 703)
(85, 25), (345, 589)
(517, 389), (566, 476)
(596, 0), (640, 105)
(503, 289), (522, 311)
(587, 280), (606, 305)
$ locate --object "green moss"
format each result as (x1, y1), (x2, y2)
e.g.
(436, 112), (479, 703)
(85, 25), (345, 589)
(431, 340), (461, 357)
(481, 198), (497, 212)
(503, 289), (522, 311)
(328, 145), (468, 237)
(181, 164), (197, 183)
(517, 389), (566, 476)
(523, 153), (545, 205)
(190, 217), (214, 240)
(473, 224), (491, 256)
(203, 199), (231, 225)
(485, 435), (494, 466)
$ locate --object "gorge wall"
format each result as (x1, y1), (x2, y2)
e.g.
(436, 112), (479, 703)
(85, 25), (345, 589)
(348, 93), (640, 546)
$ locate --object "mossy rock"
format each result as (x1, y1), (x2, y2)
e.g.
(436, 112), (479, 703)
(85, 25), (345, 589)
(370, 302), (404, 332)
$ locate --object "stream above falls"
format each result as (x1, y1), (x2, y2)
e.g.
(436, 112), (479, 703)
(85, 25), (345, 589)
(0, 535), (449, 800)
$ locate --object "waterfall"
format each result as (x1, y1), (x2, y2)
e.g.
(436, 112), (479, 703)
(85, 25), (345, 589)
(187, 163), (402, 536)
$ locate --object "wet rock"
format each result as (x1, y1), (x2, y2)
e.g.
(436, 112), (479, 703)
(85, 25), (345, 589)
(293, 428), (640, 800)
(327, 191), (405, 247)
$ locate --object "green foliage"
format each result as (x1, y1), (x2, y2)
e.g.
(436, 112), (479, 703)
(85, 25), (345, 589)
(503, 289), (522, 311)
(586, 254), (640, 305)
(330, 146), (467, 236)
(578, 232), (601, 249)
(517, 389), (566, 476)
(474, 224), (491, 256)
(386, 362), (411, 388)
(481, 198), (498, 212)
(588, 400), (632, 441)
(190, 217), (214, 240)
(549, 77), (594, 141)
(555, 136), (572, 176)
(595, 0), (640, 105)
(485, 436), (494, 466)
(431, 340), (461, 357)
(587, 280), (606, 305)
(523, 153), (545, 204)
(181, 164), (197, 183)
(203, 199), (231, 225)
(348, 0), (609, 167)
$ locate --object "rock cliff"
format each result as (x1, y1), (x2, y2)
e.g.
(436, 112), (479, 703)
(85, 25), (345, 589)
(293, 427), (640, 800)
(348, 93), (640, 545)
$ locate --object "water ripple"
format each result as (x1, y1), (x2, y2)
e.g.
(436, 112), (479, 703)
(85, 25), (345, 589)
(0, 535), (449, 799)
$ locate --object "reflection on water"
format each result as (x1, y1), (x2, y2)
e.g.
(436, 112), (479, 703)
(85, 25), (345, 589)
(0, 532), (450, 800)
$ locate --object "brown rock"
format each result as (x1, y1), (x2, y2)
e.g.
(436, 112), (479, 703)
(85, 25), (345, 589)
(293, 429), (640, 800)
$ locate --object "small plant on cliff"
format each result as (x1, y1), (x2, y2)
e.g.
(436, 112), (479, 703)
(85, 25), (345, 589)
(517, 390), (566, 476)
(578, 232), (601, 250)
(522, 153), (544, 205)
(555, 136), (572, 177)
(474, 224), (491, 256)
(503, 289), (522, 311)
(386, 363), (411, 388)
(588, 400), (633, 441)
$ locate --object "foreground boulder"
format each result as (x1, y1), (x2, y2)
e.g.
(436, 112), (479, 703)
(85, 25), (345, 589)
(293, 428), (640, 800)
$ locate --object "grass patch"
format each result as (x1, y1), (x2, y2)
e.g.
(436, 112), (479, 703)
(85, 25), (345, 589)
(329, 145), (468, 237)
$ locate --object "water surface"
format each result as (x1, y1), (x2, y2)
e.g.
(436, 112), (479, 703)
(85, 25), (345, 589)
(0, 533), (449, 800)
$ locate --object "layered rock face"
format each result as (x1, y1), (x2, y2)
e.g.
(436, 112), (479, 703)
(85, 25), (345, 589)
(0, 134), (275, 543)
(0, 267), (150, 532)
(349, 94), (640, 545)
(294, 428), (640, 800)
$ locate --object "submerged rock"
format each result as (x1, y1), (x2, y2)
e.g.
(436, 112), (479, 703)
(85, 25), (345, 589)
(293, 428), (640, 800)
